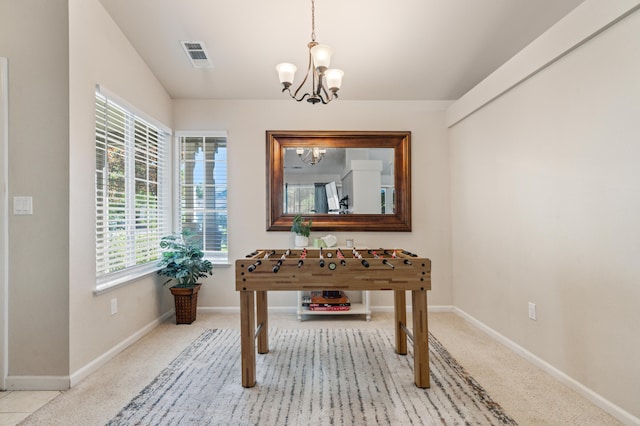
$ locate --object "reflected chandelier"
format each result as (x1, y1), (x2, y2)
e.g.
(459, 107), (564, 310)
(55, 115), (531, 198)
(276, 0), (344, 104)
(297, 147), (326, 165)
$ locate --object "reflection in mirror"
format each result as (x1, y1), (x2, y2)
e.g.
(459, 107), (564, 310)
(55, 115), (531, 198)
(267, 131), (411, 232)
(284, 147), (395, 215)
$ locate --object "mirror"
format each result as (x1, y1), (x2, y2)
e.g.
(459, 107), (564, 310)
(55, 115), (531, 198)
(267, 130), (411, 232)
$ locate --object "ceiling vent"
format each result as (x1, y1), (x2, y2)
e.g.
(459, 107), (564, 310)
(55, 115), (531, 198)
(180, 41), (213, 68)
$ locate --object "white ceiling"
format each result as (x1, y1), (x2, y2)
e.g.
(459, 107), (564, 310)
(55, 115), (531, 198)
(99, 0), (585, 101)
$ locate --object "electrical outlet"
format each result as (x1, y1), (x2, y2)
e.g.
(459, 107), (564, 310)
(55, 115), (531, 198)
(110, 298), (118, 315)
(528, 302), (537, 320)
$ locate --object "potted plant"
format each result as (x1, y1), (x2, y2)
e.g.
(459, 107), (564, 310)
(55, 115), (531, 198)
(291, 214), (312, 247)
(157, 230), (213, 324)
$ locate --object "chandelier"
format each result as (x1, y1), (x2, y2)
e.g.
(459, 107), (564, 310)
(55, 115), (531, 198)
(297, 147), (326, 165)
(276, 0), (344, 104)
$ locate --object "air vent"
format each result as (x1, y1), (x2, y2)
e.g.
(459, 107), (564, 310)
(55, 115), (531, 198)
(180, 41), (213, 68)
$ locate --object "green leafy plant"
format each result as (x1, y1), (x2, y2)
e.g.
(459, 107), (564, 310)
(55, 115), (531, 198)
(157, 230), (213, 288)
(291, 214), (312, 237)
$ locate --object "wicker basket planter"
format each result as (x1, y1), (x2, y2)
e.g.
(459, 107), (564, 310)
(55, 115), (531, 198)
(170, 284), (202, 324)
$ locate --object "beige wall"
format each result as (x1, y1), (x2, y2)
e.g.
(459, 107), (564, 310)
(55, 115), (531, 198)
(173, 100), (453, 310)
(68, 0), (174, 377)
(0, 0), (175, 388)
(449, 7), (640, 420)
(0, 0), (70, 385)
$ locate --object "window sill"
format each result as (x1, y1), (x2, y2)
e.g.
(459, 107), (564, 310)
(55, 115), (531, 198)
(94, 258), (230, 295)
(94, 264), (161, 296)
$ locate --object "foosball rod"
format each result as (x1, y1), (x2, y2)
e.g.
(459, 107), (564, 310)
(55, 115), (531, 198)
(254, 322), (264, 340)
(399, 322), (414, 344)
(382, 259), (395, 269)
(247, 260), (261, 272)
(272, 255), (285, 273)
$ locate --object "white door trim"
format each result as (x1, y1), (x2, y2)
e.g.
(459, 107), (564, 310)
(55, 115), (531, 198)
(0, 57), (9, 390)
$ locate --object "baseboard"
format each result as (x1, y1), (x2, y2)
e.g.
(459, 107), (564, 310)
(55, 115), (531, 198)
(371, 305), (454, 313)
(68, 310), (175, 388)
(453, 307), (640, 426)
(198, 305), (455, 314)
(5, 375), (70, 391)
(198, 306), (241, 314)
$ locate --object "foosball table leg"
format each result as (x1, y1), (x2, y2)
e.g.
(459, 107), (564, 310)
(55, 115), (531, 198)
(412, 288), (430, 388)
(394, 290), (408, 355)
(256, 290), (269, 354)
(240, 290), (256, 388)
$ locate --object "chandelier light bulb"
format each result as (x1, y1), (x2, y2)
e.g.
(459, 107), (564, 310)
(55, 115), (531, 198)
(325, 69), (344, 91)
(276, 63), (297, 87)
(310, 44), (333, 70)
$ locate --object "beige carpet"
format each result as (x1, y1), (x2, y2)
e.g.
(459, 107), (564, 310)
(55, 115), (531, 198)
(20, 312), (619, 425)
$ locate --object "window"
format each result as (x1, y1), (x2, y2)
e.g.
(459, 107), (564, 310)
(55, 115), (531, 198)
(284, 183), (315, 214)
(178, 134), (228, 263)
(95, 89), (170, 287)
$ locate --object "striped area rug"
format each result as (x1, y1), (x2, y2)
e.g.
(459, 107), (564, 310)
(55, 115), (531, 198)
(108, 328), (517, 425)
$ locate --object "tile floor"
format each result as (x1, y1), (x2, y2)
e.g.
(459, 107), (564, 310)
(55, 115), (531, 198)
(0, 391), (60, 426)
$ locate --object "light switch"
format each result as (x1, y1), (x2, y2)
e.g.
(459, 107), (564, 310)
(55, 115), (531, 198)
(13, 196), (33, 215)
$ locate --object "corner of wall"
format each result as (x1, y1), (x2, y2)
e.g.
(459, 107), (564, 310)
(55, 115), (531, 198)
(445, 0), (640, 128)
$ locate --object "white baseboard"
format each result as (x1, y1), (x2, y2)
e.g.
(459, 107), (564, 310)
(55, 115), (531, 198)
(5, 375), (70, 391)
(198, 305), (455, 314)
(370, 305), (454, 313)
(197, 306), (240, 314)
(453, 307), (640, 426)
(68, 310), (175, 388)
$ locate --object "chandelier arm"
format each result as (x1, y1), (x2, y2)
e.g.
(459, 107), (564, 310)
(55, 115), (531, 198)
(295, 92), (312, 102)
(326, 88), (338, 102)
(315, 74), (324, 98)
(283, 87), (312, 103)
(293, 49), (314, 99)
(318, 91), (331, 105)
(312, 81), (332, 104)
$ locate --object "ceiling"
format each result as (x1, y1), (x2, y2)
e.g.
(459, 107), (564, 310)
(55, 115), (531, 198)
(99, 0), (585, 101)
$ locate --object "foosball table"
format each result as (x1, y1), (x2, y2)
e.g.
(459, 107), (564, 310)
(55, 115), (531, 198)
(235, 247), (432, 388)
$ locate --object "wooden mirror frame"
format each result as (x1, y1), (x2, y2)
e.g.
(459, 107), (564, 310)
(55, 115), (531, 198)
(267, 130), (411, 232)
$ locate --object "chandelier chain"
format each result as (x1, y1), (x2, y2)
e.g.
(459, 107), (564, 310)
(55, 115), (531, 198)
(311, 0), (316, 41)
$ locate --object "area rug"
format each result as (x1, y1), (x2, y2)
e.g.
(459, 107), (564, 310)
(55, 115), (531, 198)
(108, 328), (517, 425)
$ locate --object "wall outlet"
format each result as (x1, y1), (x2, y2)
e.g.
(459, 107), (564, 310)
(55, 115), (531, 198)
(528, 302), (537, 320)
(110, 298), (118, 315)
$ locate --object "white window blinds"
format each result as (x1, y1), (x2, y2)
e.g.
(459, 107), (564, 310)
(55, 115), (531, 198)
(179, 135), (228, 262)
(95, 91), (170, 279)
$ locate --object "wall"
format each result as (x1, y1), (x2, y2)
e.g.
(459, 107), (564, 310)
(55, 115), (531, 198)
(0, 0), (175, 388)
(0, 0), (71, 388)
(173, 100), (453, 310)
(0, 57), (7, 389)
(449, 6), (640, 421)
(67, 0), (174, 380)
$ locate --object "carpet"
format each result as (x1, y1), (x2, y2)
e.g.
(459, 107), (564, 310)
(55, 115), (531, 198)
(108, 328), (517, 425)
